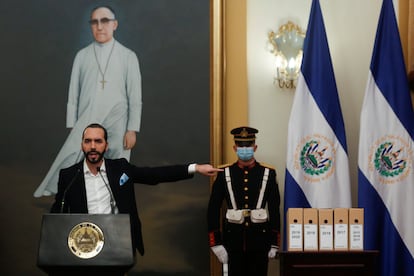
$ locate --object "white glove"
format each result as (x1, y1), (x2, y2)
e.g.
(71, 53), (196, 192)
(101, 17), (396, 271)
(211, 245), (228, 264)
(268, 245), (279, 258)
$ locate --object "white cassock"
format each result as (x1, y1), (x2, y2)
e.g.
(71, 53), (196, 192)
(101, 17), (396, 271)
(34, 38), (142, 197)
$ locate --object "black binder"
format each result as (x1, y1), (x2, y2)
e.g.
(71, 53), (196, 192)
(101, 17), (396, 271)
(37, 213), (135, 275)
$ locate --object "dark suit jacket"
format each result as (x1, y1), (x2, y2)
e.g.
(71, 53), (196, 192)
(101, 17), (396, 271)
(50, 158), (193, 255)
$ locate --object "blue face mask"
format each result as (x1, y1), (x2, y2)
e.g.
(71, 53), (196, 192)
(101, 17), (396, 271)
(236, 147), (255, 161)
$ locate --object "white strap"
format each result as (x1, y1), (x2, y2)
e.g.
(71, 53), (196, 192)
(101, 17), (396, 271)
(226, 167), (270, 210)
(225, 167), (237, 209)
(256, 168), (269, 209)
(223, 263), (228, 276)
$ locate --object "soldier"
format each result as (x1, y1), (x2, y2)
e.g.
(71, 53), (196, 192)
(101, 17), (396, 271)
(207, 126), (281, 276)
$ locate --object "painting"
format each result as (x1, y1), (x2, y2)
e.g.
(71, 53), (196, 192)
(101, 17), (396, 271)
(0, 0), (210, 275)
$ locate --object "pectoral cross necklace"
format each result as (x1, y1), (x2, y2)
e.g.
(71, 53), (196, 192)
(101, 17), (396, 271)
(93, 40), (116, 89)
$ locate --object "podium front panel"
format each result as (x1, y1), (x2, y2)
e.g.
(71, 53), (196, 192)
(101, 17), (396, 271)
(38, 214), (134, 269)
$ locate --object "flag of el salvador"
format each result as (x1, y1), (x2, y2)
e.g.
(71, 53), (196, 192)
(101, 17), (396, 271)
(358, 0), (414, 275)
(284, 0), (351, 248)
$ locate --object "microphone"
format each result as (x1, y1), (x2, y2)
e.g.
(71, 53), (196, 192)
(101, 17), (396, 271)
(97, 166), (119, 214)
(60, 168), (81, 213)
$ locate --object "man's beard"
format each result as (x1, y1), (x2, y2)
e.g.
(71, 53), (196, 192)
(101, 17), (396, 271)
(84, 150), (104, 164)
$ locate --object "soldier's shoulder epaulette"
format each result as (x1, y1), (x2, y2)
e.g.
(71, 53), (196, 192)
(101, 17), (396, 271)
(218, 163), (232, 169)
(260, 162), (276, 170)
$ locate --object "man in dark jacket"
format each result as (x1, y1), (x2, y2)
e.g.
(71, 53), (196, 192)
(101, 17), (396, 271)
(51, 123), (220, 256)
(207, 126), (281, 276)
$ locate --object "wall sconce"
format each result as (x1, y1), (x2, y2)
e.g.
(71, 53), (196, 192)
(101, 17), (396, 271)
(268, 21), (305, 89)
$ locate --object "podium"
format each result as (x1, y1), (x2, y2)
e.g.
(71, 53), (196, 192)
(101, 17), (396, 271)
(37, 214), (135, 275)
(279, 251), (379, 276)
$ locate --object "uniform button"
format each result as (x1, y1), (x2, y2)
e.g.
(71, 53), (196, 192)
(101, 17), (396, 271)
(244, 179), (248, 183)
(244, 170), (248, 175)
(244, 204), (249, 208)
(244, 187), (248, 191)
(244, 196), (248, 200)
(245, 222), (249, 227)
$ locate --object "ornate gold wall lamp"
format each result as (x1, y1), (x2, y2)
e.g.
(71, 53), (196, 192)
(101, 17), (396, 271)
(268, 21), (305, 89)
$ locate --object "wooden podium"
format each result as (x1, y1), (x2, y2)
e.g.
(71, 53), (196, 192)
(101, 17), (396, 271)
(279, 251), (379, 276)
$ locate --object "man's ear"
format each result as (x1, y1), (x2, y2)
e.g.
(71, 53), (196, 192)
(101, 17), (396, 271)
(233, 144), (238, 152)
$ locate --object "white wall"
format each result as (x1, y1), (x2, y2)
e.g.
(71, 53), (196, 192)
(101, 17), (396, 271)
(246, 0), (396, 208)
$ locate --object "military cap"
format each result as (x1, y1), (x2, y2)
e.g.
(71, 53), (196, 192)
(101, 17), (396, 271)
(230, 126), (258, 142)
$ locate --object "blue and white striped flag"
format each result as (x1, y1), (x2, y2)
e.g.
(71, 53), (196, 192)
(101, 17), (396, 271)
(283, 0), (351, 247)
(358, 0), (414, 275)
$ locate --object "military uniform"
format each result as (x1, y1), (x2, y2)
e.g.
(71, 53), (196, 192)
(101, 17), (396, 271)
(207, 127), (281, 276)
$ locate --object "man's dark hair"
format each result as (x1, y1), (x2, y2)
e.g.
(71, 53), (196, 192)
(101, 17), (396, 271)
(91, 5), (116, 18)
(83, 123), (108, 141)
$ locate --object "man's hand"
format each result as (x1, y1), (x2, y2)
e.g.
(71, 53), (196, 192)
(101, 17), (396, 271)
(268, 245), (279, 258)
(195, 164), (223, 177)
(124, 130), (137, 149)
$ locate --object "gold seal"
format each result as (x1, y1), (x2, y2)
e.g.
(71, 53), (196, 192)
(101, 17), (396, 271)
(68, 222), (104, 259)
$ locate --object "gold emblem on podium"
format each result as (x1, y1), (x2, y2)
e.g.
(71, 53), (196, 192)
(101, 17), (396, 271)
(68, 222), (104, 259)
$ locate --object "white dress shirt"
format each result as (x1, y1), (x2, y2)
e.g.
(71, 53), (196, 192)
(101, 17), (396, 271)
(83, 160), (112, 214)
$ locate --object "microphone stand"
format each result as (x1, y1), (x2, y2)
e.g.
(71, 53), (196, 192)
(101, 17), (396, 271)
(60, 168), (81, 213)
(97, 167), (119, 214)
